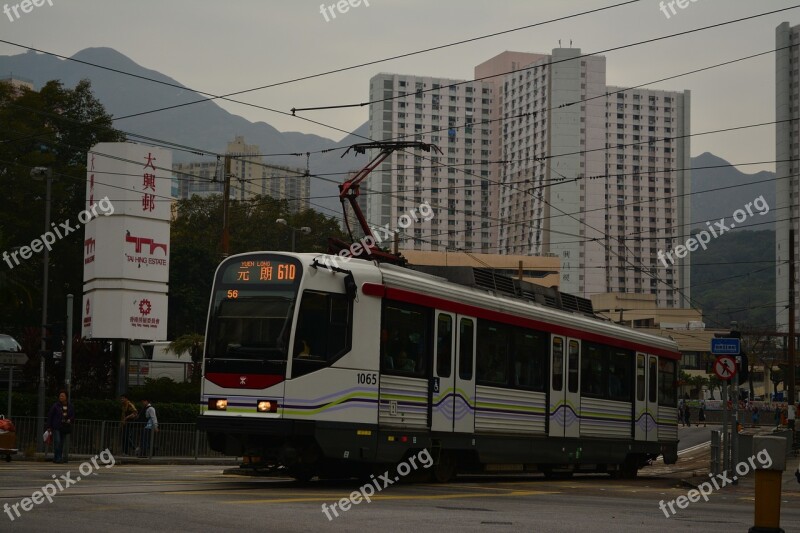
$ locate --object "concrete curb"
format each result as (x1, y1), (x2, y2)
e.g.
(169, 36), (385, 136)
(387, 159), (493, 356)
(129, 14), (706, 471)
(7, 453), (239, 466)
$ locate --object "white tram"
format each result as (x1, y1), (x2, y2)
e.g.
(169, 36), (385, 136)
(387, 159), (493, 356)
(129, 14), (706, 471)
(197, 252), (680, 481)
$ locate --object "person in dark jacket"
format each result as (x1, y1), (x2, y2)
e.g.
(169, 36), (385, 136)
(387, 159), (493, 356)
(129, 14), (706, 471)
(46, 390), (75, 464)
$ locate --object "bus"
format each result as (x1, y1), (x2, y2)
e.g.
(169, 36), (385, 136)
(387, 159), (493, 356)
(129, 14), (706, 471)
(196, 252), (680, 481)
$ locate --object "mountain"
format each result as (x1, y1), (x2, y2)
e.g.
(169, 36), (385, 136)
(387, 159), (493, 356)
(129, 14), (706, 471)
(0, 47), (369, 214)
(690, 152), (775, 230)
(690, 229), (775, 329)
(0, 48), (778, 222)
(689, 154), (776, 328)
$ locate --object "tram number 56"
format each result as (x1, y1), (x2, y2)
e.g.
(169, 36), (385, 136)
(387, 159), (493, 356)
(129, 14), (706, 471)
(357, 373), (378, 385)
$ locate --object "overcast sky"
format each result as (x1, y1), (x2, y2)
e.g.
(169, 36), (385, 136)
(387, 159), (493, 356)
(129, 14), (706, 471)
(0, 0), (797, 173)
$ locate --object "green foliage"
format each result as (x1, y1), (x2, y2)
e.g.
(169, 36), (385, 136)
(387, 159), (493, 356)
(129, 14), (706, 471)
(0, 390), (199, 423)
(167, 194), (346, 337)
(168, 334), (205, 382)
(0, 79), (125, 337)
(691, 230), (775, 329)
(127, 377), (200, 404)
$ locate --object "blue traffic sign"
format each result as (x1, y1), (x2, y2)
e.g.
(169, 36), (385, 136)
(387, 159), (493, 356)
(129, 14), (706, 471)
(711, 338), (740, 355)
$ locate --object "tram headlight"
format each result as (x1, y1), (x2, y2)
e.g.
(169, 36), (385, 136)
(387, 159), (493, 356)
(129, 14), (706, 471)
(257, 400), (278, 413)
(208, 398), (228, 411)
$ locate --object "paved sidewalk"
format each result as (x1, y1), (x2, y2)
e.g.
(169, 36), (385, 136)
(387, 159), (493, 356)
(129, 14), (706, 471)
(6, 452), (239, 466)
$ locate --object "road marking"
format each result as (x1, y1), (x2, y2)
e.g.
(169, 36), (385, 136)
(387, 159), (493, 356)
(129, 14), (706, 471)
(678, 442), (710, 456)
(224, 490), (559, 505)
(168, 490), (341, 496)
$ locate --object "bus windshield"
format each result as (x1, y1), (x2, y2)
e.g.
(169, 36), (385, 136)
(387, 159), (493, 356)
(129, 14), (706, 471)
(205, 254), (302, 373)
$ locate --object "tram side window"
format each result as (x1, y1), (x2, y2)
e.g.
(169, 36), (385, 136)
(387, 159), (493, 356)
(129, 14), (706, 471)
(648, 358), (658, 403)
(458, 318), (474, 380)
(608, 349), (632, 402)
(581, 343), (606, 397)
(381, 302), (429, 378)
(658, 359), (677, 406)
(636, 355), (645, 402)
(436, 314), (453, 378)
(552, 338), (563, 392)
(581, 343), (633, 401)
(568, 341), (579, 393)
(510, 329), (547, 391)
(476, 320), (509, 386)
(291, 291), (352, 378)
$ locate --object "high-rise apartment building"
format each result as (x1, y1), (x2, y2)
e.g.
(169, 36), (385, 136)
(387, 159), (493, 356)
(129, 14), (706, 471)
(776, 22), (800, 331)
(475, 52), (547, 251)
(367, 74), (494, 252)
(367, 49), (690, 306)
(173, 135), (310, 212)
(484, 49), (691, 306)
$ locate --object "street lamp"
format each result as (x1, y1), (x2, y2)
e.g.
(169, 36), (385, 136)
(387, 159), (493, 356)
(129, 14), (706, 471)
(30, 166), (53, 453)
(275, 219), (311, 252)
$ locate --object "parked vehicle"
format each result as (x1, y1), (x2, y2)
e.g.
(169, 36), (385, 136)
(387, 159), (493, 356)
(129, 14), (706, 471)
(128, 341), (191, 385)
(0, 334), (26, 366)
(0, 335), (27, 389)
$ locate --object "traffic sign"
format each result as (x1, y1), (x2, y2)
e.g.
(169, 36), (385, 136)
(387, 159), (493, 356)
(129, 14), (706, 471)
(713, 355), (737, 380)
(711, 338), (740, 355)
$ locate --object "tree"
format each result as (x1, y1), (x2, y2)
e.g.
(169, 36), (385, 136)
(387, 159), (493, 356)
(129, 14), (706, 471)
(690, 230), (775, 329)
(771, 368), (785, 398)
(688, 374), (710, 399)
(167, 333), (204, 383)
(678, 370), (692, 399)
(167, 194), (346, 338)
(0, 79), (124, 340)
(708, 374), (728, 400)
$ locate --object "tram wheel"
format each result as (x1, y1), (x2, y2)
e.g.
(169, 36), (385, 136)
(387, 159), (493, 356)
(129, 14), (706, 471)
(432, 451), (456, 483)
(542, 468), (573, 480)
(289, 468), (316, 483)
(617, 456), (639, 480)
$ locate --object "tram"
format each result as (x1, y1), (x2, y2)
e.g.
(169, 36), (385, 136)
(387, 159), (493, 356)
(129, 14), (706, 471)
(196, 251), (680, 481)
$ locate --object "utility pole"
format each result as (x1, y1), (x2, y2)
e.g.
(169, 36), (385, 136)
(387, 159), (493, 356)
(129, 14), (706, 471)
(31, 167), (53, 453)
(221, 155), (232, 258)
(789, 228), (796, 417)
(65, 294), (73, 399)
(722, 379), (729, 473)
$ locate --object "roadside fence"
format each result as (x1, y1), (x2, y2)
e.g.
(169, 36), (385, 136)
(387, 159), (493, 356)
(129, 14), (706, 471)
(8, 416), (226, 459)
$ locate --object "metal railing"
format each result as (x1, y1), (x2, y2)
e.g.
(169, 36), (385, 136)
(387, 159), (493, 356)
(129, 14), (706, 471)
(7, 417), (226, 459)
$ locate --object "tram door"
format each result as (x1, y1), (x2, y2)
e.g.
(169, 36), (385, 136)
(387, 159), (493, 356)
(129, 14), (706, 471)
(431, 312), (456, 433)
(549, 337), (581, 438)
(634, 353), (658, 442)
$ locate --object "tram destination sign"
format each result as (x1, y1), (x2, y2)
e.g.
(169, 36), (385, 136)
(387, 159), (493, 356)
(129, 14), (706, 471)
(711, 338), (740, 355)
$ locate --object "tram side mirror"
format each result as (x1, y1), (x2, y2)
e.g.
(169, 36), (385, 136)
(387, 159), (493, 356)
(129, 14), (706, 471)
(344, 272), (358, 301)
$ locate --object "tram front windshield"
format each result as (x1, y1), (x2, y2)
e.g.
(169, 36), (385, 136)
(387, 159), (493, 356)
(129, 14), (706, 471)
(205, 254), (302, 374)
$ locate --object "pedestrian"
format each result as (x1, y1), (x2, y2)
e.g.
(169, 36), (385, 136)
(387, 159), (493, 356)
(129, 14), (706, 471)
(120, 394), (138, 455)
(678, 401), (685, 427)
(46, 390), (75, 464)
(683, 404), (691, 427)
(752, 405), (760, 426)
(698, 401), (706, 427)
(139, 399), (158, 457)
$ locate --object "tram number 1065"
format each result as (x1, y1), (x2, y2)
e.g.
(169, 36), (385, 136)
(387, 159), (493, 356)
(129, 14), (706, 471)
(357, 373), (378, 385)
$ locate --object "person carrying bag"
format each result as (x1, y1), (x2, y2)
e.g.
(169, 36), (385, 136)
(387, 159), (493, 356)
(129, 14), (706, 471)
(46, 390), (75, 464)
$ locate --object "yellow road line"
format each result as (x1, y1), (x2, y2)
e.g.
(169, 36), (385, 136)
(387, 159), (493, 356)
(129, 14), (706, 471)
(168, 491), (342, 496)
(224, 490), (559, 505)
